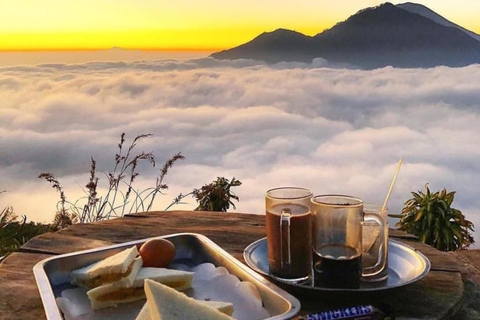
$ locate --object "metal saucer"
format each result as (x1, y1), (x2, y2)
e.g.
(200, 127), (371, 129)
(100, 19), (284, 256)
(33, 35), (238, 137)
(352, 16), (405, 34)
(244, 238), (430, 292)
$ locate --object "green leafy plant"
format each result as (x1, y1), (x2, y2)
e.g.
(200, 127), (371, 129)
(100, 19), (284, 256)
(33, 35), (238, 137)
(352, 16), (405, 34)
(193, 177), (242, 212)
(396, 184), (474, 251)
(0, 206), (55, 258)
(167, 177), (242, 212)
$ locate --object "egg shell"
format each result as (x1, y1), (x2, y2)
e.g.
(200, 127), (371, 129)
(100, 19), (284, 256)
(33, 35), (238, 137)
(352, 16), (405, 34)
(138, 239), (176, 268)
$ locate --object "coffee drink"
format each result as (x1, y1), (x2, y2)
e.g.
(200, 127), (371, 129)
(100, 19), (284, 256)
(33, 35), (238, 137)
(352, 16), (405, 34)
(313, 244), (361, 289)
(266, 203), (312, 280)
(311, 195), (387, 288)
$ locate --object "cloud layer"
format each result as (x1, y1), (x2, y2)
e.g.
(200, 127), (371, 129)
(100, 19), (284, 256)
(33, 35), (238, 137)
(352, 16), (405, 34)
(1, 58), (480, 245)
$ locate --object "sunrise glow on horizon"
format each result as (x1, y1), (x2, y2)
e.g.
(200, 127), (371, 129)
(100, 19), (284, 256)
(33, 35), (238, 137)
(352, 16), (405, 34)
(1, 0), (480, 51)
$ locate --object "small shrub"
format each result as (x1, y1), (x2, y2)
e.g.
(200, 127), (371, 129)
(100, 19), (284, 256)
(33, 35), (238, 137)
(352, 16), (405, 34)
(193, 177), (242, 212)
(0, 207), (55, 257)
(168, 177), (242, 212)
(397, 185), (474, 251)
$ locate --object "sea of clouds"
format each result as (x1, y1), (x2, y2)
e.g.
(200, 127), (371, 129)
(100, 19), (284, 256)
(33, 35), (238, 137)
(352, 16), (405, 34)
(1, 57), (479, 245)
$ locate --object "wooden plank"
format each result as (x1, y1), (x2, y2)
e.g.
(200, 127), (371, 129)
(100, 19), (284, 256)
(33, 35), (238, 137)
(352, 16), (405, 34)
(0, 252), (53, 274)
(20, 232), (114, 255)
(62, 210), (265, 233)
(133, 210), (265, 220)
(399, 239), (468, 273)
(456, 249), (480, 274)
(114, 210), (265, 225)
(0, 270), (47, 320)
(450, 264), (480, 320)
(0, 252), (53, 320)
(56, 211), (266, 262)
(389, 228), (419, 240)
(450, 250), (480, 287)
(380, 271), (465, 320)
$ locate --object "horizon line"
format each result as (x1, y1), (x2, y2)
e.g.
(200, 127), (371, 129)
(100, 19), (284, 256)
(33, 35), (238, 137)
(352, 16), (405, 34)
(0, 47), (224, 53)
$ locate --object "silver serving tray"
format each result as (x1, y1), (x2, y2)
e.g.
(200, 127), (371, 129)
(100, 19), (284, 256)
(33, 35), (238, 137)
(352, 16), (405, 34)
(33, 233), (301, 320)
(244, 238), (430, 292)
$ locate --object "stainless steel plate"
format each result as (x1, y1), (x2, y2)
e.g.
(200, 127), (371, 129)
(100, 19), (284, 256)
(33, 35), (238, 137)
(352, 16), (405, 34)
(33, 233), (301, 320)
(244, 238), (430, 292)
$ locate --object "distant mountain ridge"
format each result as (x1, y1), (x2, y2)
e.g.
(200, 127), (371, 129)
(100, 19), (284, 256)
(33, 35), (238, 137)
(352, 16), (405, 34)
(211, 2), (480, 69)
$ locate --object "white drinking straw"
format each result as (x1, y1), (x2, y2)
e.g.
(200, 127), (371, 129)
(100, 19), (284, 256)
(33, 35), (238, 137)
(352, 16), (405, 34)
(381, 157), (403, 211)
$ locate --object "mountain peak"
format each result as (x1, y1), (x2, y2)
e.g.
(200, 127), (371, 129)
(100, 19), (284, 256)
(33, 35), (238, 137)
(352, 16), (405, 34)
(210, 28), (312, 62)
(355, 2), (395, 14)
(257, 28), (309, 40)
(270, 28), (298, 34)
(399, 2), (427, 8)
(212, 2), (480, 68)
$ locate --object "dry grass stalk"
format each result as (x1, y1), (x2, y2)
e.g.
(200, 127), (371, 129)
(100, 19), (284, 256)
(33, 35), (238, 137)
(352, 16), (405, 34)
(37, 173), (77, 228)
(40, 133), (184, 224)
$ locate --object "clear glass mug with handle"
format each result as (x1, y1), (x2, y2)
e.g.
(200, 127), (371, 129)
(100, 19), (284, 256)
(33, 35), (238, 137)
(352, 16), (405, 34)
(311, 195), (387, 288)
(265, 187), (313, 283)
(362, 204), (389, 282)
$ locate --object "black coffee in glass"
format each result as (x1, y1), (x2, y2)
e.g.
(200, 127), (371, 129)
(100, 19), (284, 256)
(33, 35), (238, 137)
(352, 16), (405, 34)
(313, 244), (361, 289)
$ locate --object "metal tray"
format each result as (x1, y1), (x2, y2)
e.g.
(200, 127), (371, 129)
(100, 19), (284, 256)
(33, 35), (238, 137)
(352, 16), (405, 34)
(244, 238), (430, 292)
(33, 233), (301, 320)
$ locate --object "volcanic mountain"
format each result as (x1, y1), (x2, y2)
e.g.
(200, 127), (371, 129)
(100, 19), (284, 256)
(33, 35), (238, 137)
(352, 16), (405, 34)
(397, 2), (480, 42)
(211, 2), (480, 69)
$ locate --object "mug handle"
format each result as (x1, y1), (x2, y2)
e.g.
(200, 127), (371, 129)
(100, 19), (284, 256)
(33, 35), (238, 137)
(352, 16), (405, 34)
(280, 208), (292, 270)
(362, 212), (386, 278)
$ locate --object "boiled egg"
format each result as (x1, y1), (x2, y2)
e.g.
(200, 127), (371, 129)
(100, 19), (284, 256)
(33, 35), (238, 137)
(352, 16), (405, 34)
(139, 238), (176, 268)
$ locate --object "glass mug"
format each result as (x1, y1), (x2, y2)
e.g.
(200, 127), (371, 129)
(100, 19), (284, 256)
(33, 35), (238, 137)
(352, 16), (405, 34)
(311, 195), (386, 288)
(265, 187), (313, 282)
(362, 204), (389, 282)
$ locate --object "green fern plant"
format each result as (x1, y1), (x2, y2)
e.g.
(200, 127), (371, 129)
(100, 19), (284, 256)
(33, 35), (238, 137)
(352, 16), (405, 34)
(397, 185), (474, 251)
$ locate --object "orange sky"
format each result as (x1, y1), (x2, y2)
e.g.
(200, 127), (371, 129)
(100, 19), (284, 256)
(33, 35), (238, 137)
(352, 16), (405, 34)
(1, 0), (479, 51)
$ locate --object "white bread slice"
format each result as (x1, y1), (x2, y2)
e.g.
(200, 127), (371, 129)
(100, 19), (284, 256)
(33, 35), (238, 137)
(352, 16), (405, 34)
(88, 285), (146, 310)
(87, 267), (194, 310)
(145, 279), (233, 320)
(133, 268), (194, 291)
(73, 256), (143, 289)
(201, 301), (234, 316)
(135, 303), (150, 320)
(71, 246), (139, 288)
(135, 301), (234, 320)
